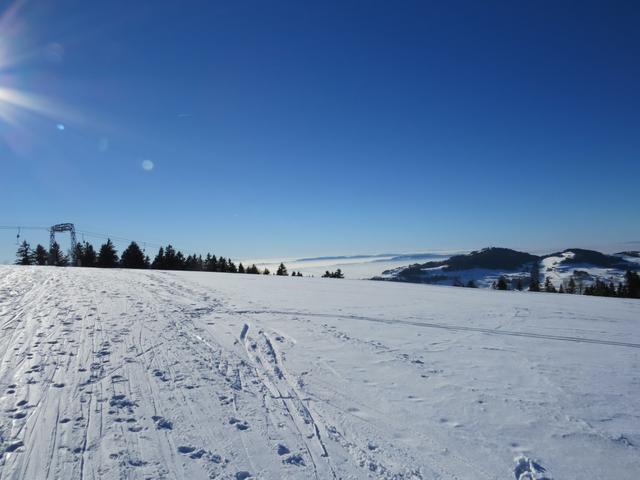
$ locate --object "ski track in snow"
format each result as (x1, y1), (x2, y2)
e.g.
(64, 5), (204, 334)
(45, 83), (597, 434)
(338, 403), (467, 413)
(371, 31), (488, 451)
(0, 266), (638, 479)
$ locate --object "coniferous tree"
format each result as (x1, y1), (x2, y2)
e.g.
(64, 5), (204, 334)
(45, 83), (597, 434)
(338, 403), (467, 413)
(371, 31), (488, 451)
(80, 242), (97, 267)
(496, 276), (508, 290)
(15, 240), (33, 265)
(73, 242), (84, 266)
(276, 263), (288, 276)
(228, 261), (237, 273)
(238, 263), (245, 274)
(515, 278), (524, 291)
(246, 264), (259, 274)
(164, 245), (177, 268)
(217, 257), (228, 272)
(624, 270), (640, 298)
(164, 245), (177, 269)
(120, 242), (147, 269)
(263, 268), (270, 275)
(152, 247), (165, 269)
(566, 277), (577, 294)
(202, 253), (217, 272)
(558, 284), (565, 294)
(185, 254), (203, 271)
(34, 244), (48, 265)
(544, 277), (556, 293)
(584, 279), (615, 297)
(175, 251), (185, 269)
(97, 239), (119, 268)
(48, 241), (68, 266)
(529, 262), (540, 292)
(466, 280), (477, 288)
(322, 269), (345, 279)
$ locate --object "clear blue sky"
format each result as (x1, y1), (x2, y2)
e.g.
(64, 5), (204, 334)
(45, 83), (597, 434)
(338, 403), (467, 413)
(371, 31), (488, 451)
(1, 0), (639, 262)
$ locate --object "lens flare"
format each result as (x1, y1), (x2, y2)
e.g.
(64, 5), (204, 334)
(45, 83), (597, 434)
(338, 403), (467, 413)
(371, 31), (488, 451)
(0, 1), (82, 141)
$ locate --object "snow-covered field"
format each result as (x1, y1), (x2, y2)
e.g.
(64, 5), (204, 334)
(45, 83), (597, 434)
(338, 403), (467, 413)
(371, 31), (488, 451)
(0, 266), (638, 479)
(244, 253), (454, 279)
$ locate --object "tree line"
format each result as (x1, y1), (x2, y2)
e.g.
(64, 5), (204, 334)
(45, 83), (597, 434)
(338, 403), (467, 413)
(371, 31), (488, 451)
(449, 260), (639, 298)
(486, 268), (640, 299)
(322, 269), (344, 278)
(14, 240), (312, 277)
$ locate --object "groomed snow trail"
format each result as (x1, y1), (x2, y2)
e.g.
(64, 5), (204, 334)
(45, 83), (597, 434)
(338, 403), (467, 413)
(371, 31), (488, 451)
(0, 266), (638, 479)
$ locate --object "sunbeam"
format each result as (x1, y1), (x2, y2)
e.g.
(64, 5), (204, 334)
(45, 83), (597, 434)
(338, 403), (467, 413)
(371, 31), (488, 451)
(0, 0), (84, 134)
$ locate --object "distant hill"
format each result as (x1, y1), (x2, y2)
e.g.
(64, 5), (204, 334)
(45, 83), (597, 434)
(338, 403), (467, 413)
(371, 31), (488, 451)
(548, 248), (630, 268)
(375, 247), (639, 290)
(615, 251), (640, 258)
(439, 247), (539, 271)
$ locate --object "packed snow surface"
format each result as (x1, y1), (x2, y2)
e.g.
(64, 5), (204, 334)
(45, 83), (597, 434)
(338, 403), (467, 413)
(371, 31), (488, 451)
(0, 266), (639, 479)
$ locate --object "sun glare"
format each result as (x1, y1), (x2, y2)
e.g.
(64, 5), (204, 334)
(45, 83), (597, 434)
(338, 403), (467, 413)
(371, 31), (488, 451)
(0, 1), (79, 133)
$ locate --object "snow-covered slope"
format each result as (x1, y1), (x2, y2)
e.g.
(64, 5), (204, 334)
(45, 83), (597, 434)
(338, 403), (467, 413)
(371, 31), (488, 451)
(0, 266), (639, 479)
(382, 247), (638, 290)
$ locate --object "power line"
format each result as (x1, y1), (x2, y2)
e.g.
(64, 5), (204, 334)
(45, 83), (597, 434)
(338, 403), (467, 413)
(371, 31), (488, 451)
(0, 226), (49, 230)
(1, 224), (204, 258)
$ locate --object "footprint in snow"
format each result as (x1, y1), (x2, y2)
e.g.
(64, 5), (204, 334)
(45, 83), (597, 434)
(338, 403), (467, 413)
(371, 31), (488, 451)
(283, 454), (305, 466)
(4, 441), (24, 453)
(514, 456), (552, 480)
(152, 415), (173, 430)
(229, 417), (249, 430)
(276, 444), (290, 455)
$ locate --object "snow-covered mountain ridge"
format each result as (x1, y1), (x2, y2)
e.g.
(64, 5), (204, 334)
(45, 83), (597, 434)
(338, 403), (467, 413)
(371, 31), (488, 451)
(376, 247), (640, 289)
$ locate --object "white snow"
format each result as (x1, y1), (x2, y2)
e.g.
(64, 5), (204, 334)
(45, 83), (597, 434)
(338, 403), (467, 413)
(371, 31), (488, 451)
(0, 265), (639, 479)
(540, 252), (628, 288)
(243, 253), (453, 279)
(393, 249), (636, 289)
(410, 265), (531, 288)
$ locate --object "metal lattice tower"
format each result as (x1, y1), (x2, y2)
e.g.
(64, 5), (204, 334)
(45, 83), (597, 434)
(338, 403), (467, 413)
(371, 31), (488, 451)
(49, 223), (77, 265)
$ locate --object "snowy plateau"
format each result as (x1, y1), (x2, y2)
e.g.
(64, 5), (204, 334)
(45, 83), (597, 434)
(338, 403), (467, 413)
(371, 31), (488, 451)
(0, 265), (638, 480)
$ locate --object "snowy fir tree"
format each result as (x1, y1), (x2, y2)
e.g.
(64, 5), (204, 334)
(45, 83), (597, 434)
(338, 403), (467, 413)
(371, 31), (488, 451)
(120, 242), (147, 269)
(33, 244), (48, 266)
(97, 239), (119, 268)
(48, 242), (68, 266)
(15, 240), (33, 265)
